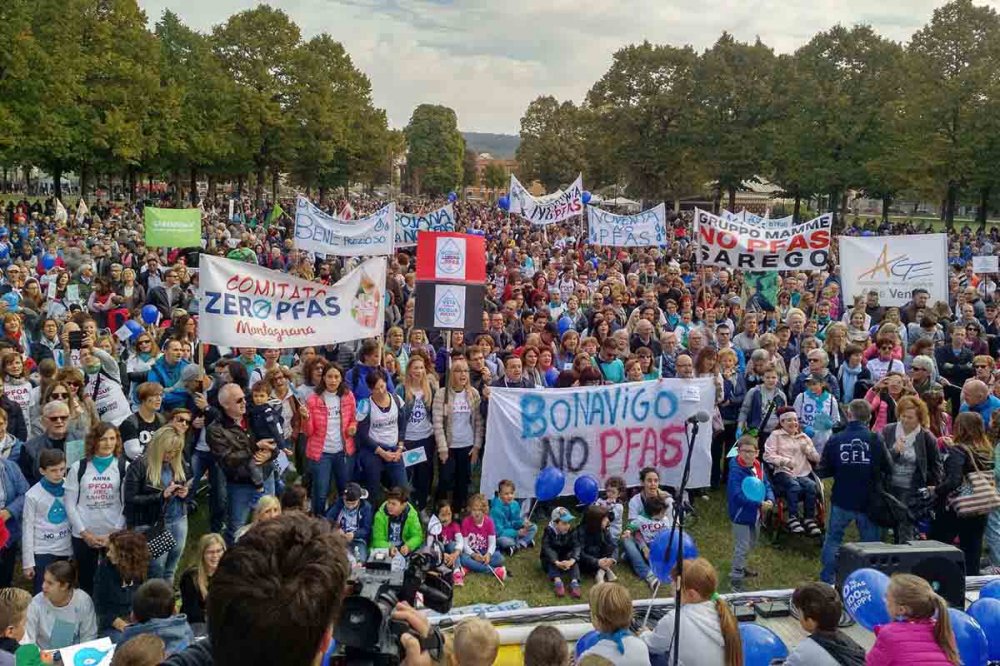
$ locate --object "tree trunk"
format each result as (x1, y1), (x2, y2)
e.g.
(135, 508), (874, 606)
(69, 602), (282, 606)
(945, 182), (958, 230)
(207, 174), (216, 202)
(793, 193), (802, 222)
(712, 186), (722, 215)
(189, 167), (198, 206)
(881, 194), (891, 223)
(318, 186), (327, 203)
(271, 169), (279, 203)
(840, 192), (849, 222)
(978, 186), (990, 231)
(727, 185), (736, 213)
(255, 164), (265, 209)
(53, 166), (63, 201)
(828, 188), (839, 229)
(237, 174), (245, 198)
(79, 165), (89, 201)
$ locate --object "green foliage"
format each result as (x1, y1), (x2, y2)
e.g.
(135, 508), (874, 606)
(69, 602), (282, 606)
(483, 163), (508, 192)
(404, 104), (464, 195)
(515, 96), (586, 191)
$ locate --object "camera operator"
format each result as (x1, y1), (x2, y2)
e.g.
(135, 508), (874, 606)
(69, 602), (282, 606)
(163, 513), (440, 666)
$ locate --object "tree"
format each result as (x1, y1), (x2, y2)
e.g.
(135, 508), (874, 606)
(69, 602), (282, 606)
(483, 163), (507, 197)
(462, 148), (478, 188)
(515, 96), (585, 191)
(404, 104), (464, 195)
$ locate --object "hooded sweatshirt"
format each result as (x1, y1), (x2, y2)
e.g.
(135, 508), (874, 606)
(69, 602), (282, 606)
(642, 600), (725, 665)
(785, 631), (866, 666)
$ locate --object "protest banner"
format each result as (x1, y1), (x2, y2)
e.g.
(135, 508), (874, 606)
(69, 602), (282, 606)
(972, 255), (998, 274)
(742, 272), (780, 312)
(413, 282), (485, 330)
(839, 234), (948, 307)
(721, 210), (795, 230)
(587, 203), (667, 247)
(395, 204), (455, 247)
(144, 207), (202, 247)
(508, 174), (584, 225)
(695, 208), (832, 271)
(415, 231), (487, 283)
(480, 378), (715, 497)
(293, 195), (394, 256)
(198, 253), (386, 348)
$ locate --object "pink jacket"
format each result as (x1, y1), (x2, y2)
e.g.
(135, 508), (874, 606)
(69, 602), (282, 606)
(865, 388), (894, 432)
(304, 391), (358, 459)
(866, 620), (957, 666)
(763, 430), (819, 477)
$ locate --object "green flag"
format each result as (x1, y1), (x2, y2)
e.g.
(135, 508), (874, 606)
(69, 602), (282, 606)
(144, 207), (202, 248)
(266, 202), (284, 228)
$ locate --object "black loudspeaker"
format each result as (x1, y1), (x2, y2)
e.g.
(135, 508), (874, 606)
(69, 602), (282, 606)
(835, 540), (967, 609)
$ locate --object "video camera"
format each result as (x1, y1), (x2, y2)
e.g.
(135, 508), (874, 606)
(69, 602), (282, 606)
(331, 551), (454, 665)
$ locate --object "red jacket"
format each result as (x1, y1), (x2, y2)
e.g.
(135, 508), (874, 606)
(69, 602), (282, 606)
(304, 391), (357, 460)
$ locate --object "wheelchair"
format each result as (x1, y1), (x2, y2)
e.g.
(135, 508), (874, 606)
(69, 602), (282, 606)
(761, 462), (826, 543)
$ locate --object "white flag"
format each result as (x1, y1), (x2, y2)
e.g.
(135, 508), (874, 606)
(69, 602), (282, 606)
(54, 199), (67, 223)
(77, 198), (89, 220)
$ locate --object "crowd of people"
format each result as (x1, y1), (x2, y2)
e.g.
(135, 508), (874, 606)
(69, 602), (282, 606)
(0, 192), (995, 663)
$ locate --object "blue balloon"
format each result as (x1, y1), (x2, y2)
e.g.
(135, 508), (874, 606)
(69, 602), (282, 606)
(803, 426), (815, 438)
(979, 579), (1000, 600)
(741, 476), (765, 503)
(574, 475), (600, 505)
(574, 630), (600, 659)
(649, 528), (698, 583)
(41, 254), (55, 270)
(738, 623), (788, 666)
(557, 314), (573, 336)
(498, 196), (510, 211)
(141, 304), (159, 325)
(949, 608), (988, 666)
(968, 598), (1000, 660)
(125, 319), (144, 340)
(841, 568), (890, 631)
(582, 191), (592, 205)
(448, 191), (458, 203)
(534, 466), (565, 501)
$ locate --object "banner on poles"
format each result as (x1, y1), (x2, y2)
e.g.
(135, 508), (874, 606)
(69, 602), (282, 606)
(395, 204), (455, 247)
(508, 174), (584, 225)
(199, 254), (386, 348)
(695, 208), (831, 271)
(722, 210), (795, 230)
(839, 234), (948, 307)
(413, 282), (485, 330)
(480, 378), (715, 497)
(587, 203), (667, 247)
(293, 196), (394, 256)
(144, 207), (202, 248)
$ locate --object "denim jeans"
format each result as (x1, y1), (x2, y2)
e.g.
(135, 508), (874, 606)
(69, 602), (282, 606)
(497, 523), (538, 550)
(820, 505), (882, 583)
(771, 473), (818, 519)
(460, 551), (503, 573)
(621, 538), (651, 579)
(358, 447), (408, 508)
(310, 452), (349, 515)
(145, 516), (188, 585)
(225, 483), (260, 546)
(404, 436), (436, 510)
(190, 449), (226, 534)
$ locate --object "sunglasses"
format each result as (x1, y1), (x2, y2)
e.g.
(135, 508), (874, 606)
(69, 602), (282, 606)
(174, 418), (192, 426)
(975, 364), (990, 369)
(47, 415), (68, 422)
(50, 392), (69, 399)
(235, 397), (246, 404)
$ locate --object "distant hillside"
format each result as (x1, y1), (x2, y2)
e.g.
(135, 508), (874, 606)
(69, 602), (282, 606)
(462, 132), (519, 159)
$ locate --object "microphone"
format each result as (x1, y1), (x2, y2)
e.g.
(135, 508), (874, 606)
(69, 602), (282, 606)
(686, 411), (710, 424)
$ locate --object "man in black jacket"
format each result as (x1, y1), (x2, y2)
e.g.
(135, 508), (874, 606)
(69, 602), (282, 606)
(20, 401), (67, 484)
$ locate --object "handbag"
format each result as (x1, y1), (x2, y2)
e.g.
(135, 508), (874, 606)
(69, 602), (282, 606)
(948, 446), (1000, 517)
(146, 503), (176, 560)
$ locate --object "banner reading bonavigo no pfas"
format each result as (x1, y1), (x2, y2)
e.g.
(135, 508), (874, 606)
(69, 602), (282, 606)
(198, 254), (386, 348)
(293, 196), (395, 256)
(696, 208), (832, 271)
(839, 233), (948, 307)
(587, 203), (667, 247)
(395, 204), (455, 247)
(144, 207), (201, 248)
(508, 174), (583, 225)
(481, 378), (715, 497)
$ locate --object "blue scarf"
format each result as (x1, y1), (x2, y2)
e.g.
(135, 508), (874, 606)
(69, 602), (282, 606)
(40, 478), (64, 497)
(841, 364), (862, 403)
(597, 629), (630, 655)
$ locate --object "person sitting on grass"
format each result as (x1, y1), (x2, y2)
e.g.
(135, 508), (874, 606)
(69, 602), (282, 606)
(726, 436), (773, 591)
(326, 482), (373, 565)
(0, 588), (30, 666)
(578, 504), (617, 584)
(429, 500), (465, 585)
(578, 583), (650, 665)
(490, 479), (537, 556)
(25, 560), (97, 649)
(784, 582), (865, 666)
(641, 558), (742, 666)
(370, 486), (423, 560)
(628, 467), (672, 527)
(118, 579), (193, 655)
(459, 493), (506, 581)
(595, 476), (625, 541)
(621, 495), (671, 591)
(763, 408), (821, 536)
(540, 507), (582, 599)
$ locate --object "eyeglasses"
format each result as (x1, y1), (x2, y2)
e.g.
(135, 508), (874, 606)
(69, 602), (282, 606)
(50, 392), (69, 399)
(67, 381), (81, 387)
(174, 418), (192, 426)
(975, 364), (990, 369)
(808, 357), (823, 363)
(47, 415), (68, 422)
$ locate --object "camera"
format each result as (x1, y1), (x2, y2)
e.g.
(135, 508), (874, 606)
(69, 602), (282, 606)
(331, 551), (454, 665)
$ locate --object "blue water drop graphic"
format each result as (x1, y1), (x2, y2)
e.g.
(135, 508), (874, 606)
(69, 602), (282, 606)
(75, 647), (110, 666)
(48, 499), (67, 524)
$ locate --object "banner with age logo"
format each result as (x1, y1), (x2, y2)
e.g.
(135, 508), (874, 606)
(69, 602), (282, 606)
(293, 196), (395, 256)
(508, 174), (584, 225)
(395, 204), (455, 247)
(587, 203), (667, 247)
(839, 234), (948, 306)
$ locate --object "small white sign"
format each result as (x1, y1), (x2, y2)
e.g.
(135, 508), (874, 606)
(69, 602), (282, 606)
(403, 447), (428, 467)
(973, 255), (998, 274)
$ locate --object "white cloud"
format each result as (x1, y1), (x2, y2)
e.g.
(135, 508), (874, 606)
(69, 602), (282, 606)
(138, 0), (1000, 133)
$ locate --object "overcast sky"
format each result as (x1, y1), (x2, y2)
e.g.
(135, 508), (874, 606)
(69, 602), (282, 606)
(137, 0), (1000, 134)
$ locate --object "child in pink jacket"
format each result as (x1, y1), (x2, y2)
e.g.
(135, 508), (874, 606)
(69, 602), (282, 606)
(866, 574), (960, 665)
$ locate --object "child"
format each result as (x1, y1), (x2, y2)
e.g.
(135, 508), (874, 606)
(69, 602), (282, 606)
(737, 366), (786, 438)
(523, 625), (569, 666)
(22, 448), (71, 595)
(793, 374), (840, 454)
(865, 574), (960, 665)
(24, 560), (97, 650)
(622, 495), (671, 591)
(540, 507), (582, 599)
(726, 436), (773, 591)
(111, 634), (167, 666)
(118, 579), (194, 655)
(763, 408), (821, 536)
(595, 476), (625, 541)
(326, 482), (373, 564)
(428, 500), (465, 585)
(0, 588), (30, 666)
(785, 582), (866, 666)
(642, 558), (741, 666)
(370, 487), (424, 559)
(578, 505), (617, 584)
(450, 617), (499, 666)
(578, 583), (650, 664)
(248, 380), (286, 490)
(490, 479), (537, 555)
(460, 493), (506, 581)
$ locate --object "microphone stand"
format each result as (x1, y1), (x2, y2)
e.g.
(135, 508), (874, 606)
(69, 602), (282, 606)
(668, 417), (700, 666)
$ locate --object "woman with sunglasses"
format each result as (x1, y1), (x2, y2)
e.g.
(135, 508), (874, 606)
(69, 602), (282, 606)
(125, 334), (159, 407)
(54, 368), (98, 442)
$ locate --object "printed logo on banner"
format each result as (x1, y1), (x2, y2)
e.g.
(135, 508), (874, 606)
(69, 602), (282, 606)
(435, 237), (466, 278)
(434, 285), (466, 328)
(857, 244), (935, 283)
(350, 269), (382, 329)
